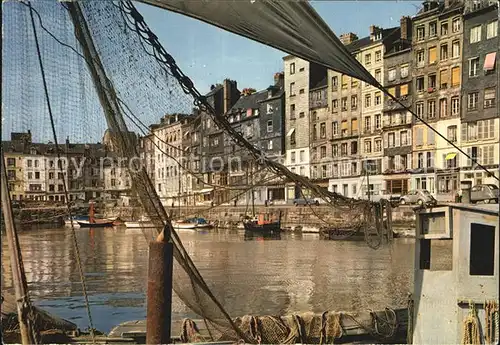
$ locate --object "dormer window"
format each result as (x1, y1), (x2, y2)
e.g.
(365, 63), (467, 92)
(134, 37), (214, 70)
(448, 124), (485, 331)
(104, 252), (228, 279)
(30, 147), (37, 155)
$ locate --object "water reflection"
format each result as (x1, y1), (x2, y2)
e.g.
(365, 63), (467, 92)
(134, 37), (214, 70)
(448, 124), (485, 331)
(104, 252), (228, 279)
(1, 227), (414, 333)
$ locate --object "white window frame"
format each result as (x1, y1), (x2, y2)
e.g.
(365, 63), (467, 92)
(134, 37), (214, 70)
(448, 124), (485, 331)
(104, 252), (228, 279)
(388, 68), (396, 81)
(451, 97), (460, 116)
(470, 25), (481, 43)
(469, 57), (479, 77)
(486, 20), (498, 39)
(468, 92), (479, 110)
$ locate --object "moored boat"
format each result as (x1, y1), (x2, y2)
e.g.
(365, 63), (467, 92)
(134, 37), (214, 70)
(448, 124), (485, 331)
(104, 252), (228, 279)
(64, 215), (89, 228)
(77, 219), (114, 228)
(124, 215), (156, 228)
(76, 200), (114, 228)
(243, 212), (281, 235)
(172, 217), (213, 230)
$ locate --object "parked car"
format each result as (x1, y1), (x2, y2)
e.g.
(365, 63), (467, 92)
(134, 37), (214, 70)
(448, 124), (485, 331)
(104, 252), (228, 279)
(470, 184), (499, 204)
(367, 190), (401, 206)
(293, 197), (320, 206)
(399, 189), (437, 206)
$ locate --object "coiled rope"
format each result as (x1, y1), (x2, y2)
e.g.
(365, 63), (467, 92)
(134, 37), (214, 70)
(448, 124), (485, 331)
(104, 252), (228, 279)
(485, 300), (499, 344)
(462, 301), (481, 345)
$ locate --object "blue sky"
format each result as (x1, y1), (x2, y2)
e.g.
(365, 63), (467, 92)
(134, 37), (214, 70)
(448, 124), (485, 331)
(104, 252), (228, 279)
(136, 1), (422, 94)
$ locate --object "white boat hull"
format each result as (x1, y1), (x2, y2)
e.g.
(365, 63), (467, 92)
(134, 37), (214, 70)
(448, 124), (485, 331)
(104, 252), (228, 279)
(124, 221), (157, 229)
(172, 222), (213, 230)
(65, 220), (81, 228)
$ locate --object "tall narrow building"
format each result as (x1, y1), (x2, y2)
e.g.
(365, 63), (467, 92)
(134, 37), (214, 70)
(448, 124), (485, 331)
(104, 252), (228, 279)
(411, 0), (464, 201)
(283, 56), (327, 200)
(382, 17), (414, 198)
(460, 0), (499, 186)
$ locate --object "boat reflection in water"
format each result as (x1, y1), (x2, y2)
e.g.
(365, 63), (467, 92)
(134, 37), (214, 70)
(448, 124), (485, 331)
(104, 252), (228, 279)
(244, 230), (281, 241)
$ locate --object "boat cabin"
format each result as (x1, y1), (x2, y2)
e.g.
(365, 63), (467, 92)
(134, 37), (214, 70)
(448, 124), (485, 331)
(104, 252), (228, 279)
(412, 204), (499, 344)
(257, 213), (277, 225)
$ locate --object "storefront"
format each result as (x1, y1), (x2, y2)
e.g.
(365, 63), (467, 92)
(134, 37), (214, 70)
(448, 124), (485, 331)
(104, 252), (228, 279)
(410, 172), (436, 196)
(267, 185), (285, 201)
(383, 173), (409, 196)
(436, 169), (459, 202)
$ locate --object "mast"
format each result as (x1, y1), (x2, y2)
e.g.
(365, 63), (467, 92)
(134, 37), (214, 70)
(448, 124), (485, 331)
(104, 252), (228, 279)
(1, 151), (37, 344)
(251, 162), (255, 217)
(89, 200), (95, 223)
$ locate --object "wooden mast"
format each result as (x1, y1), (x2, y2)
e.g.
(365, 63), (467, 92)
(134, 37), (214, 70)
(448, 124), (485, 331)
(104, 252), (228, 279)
(1, 150), (37, 344)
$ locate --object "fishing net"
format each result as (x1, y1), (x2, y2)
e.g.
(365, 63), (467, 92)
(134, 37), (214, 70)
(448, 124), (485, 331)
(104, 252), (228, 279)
(2, 0), (391, 342)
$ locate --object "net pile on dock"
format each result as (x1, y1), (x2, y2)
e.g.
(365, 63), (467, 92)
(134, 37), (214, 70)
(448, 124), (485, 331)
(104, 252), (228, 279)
(177, 309), (407, 344)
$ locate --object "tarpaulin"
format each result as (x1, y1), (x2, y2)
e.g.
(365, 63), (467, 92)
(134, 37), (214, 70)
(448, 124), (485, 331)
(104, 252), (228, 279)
(138, 0), (380, 87)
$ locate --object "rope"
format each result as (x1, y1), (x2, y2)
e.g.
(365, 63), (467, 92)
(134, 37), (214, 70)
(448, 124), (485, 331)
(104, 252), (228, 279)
(28, 4), (96, 342)
(485, 300), (499, 344)
(462, 301), (481, 345)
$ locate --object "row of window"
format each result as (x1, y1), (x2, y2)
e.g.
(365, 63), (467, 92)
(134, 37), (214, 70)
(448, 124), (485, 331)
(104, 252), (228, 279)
(467, 52), (497, 77)
(387, 64), (410, 81)
(415, 66), (461, 92)
(363, 50), (382, 66)
(415, 97), (460, 118)
(470, 21), (498, 43)
(461, 119), (496, 142)
(415, 41), (461, 67)
(415, 17), (461, 42)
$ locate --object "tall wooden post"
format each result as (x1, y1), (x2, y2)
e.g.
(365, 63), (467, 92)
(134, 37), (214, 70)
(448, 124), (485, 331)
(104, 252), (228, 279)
(1, 151), (36, 345)
(146, 225), (174, 344)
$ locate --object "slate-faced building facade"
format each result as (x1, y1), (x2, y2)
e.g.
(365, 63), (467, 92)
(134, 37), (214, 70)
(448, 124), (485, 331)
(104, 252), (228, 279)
(460, 0), (499, 186)
(382, 17), (414, 197)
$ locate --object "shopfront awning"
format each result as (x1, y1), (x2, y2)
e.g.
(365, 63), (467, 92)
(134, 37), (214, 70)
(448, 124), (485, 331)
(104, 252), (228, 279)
(484, 52), (496, 71)
(286, 128), (295, 137)
(445, 153), (457, 160)
(198, 188), (213, 194)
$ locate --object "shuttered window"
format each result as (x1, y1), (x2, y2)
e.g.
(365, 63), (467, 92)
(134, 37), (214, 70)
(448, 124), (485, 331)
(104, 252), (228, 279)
(440, 69), (449, 88)
(341, 120), (348, 130)
(451, 67), (460, 86)
(427, 127), (435, 145)
(400, 84), (409, 96)
(341, 75), (348, 89)
(416, 127), (424, 146)
(388, 87), (396, 97)
(351, 118), (358, 131)
(429, 47), (437, 64)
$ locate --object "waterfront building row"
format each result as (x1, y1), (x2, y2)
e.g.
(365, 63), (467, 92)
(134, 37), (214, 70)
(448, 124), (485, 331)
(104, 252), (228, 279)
(2, 130), (133, 205)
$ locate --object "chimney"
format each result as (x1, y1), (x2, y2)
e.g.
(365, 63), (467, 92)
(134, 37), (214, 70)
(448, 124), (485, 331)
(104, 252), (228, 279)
(400, 16), (412, 40)
(369, 25), (381, 40)
(223, 79), (232, 114)
(273, 72), (284, 87)
(340, 32), (358, 45)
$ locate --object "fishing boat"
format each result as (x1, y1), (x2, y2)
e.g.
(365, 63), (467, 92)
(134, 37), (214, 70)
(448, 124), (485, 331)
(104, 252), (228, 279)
(172, 217), (213, 230)
(77, 201), (114, 228)
(243, 212), (281, 235)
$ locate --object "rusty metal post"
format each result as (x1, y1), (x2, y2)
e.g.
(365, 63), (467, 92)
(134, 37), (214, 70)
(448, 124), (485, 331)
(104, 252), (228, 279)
(146, 226), (174, 344)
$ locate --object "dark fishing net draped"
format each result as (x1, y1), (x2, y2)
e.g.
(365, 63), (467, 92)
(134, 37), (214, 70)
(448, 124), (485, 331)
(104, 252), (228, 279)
(2, 1), (393, 342)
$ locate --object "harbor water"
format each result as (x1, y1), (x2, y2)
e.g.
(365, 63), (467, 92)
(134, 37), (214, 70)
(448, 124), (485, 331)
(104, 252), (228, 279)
(1, 226), (415, 333)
